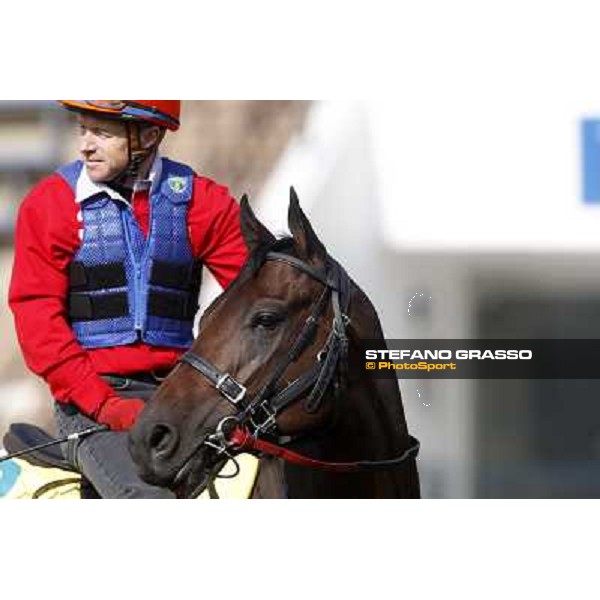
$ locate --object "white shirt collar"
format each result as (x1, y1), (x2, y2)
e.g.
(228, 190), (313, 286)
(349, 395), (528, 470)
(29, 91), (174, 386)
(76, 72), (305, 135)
(74, 154), (163, 204)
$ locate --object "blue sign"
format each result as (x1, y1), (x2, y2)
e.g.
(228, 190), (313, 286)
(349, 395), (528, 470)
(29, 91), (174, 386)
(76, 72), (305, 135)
(582, 119), (600, 203)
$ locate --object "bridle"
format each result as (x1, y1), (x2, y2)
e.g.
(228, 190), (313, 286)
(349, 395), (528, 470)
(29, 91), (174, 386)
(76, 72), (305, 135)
(177, 250), (420, 493)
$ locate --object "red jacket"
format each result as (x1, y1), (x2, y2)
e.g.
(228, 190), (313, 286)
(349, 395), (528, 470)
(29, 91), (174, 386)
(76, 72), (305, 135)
(9, 166), (248, 417)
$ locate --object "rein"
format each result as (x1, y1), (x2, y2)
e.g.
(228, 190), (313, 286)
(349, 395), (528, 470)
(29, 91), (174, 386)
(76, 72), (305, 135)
(227, 426), (420, 473)
(178, 250), (420, 487)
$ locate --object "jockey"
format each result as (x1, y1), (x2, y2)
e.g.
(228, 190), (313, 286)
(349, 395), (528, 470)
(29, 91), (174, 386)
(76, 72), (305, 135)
(8, 101), (249, 498)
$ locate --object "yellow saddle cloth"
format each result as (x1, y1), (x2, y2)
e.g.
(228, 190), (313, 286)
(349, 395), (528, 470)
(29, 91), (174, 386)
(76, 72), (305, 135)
(0, 454), (259, 499)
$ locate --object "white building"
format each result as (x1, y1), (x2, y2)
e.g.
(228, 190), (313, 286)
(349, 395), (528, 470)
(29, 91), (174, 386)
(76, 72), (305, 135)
(251, 101), (600, 498)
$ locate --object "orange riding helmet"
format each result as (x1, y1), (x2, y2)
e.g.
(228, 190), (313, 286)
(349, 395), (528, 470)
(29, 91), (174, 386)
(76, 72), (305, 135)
(59, 100), (181, 131)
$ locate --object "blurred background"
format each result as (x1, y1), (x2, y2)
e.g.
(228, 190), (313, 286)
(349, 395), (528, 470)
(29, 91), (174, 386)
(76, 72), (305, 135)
(2, 99), (600, 498)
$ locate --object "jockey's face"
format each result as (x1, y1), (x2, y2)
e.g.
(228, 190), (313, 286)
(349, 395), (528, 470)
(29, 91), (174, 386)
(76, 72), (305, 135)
(76, 113), (129, 183)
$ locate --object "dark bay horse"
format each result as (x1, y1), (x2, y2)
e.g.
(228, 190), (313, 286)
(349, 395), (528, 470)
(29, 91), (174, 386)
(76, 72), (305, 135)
(129, 189), (421, 498)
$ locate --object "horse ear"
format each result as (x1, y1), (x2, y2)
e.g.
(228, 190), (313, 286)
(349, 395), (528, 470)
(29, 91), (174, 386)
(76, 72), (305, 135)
(240, 194), (275, 253)
(288, 187), (326, 266)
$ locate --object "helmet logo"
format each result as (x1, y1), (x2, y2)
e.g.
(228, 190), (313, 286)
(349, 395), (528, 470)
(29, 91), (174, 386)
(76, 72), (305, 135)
(168, 176), (187, 194)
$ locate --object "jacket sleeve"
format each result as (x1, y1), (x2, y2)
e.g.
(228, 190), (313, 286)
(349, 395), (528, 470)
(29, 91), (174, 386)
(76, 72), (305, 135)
(8, 175), (118, 417)
(189, 177), (249, 288)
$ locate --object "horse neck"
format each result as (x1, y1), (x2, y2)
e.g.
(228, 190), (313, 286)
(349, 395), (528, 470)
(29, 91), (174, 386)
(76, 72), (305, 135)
(282, 287), (420, 498)
(326, 343), (412, 464)
(341, 283), (413, 457)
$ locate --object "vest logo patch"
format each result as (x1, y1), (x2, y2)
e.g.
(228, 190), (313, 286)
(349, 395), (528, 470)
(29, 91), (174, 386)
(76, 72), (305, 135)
(168, 176), (187, 194)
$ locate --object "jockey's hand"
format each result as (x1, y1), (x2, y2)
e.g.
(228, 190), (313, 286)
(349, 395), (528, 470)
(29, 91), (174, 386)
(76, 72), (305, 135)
(95, 396), (146, 431)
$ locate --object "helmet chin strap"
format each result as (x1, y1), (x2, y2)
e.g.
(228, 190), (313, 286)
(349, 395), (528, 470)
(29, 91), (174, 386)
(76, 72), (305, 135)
(111, 122), (165, 188)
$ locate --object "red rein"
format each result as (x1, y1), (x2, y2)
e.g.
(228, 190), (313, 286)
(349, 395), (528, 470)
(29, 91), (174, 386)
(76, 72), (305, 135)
(229, 426), (361, 473)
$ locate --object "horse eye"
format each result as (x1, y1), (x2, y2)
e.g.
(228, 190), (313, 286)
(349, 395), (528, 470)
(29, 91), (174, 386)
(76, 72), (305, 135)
(251, 312), (284, 330)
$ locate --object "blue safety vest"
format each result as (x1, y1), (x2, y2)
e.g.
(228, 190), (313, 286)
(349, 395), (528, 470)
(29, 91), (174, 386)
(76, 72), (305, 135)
(57, 158), (202, 349)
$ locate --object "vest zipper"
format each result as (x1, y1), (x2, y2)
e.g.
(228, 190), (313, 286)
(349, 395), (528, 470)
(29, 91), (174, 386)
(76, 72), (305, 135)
(122, 208), (144, 339)
(125, 186), (154, 341)
(138, 191), (154, 336)
(134, 264), (143, 337)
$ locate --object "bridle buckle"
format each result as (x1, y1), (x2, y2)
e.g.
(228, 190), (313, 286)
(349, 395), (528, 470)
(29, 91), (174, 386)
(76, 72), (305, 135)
(216, 373), (247, 405)
(248, 400), (278, 436)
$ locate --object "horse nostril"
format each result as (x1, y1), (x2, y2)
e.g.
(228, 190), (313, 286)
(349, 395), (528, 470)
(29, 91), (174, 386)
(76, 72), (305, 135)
(147, 423), (179, 460)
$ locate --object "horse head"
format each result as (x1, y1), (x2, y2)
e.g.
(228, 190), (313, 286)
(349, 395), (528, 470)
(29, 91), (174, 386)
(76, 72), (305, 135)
(129, 189), (420, 498)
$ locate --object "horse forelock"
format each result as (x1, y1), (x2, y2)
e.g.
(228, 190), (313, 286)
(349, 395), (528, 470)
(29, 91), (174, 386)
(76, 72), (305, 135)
(245, 236), (297, 278)
(195, 237), (302, 342)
